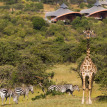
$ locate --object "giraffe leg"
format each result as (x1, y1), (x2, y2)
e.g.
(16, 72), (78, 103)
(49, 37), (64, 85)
(89, 76), (92, 104)
(86, 88), (89, 104)
(82, 89), (85, 104)
(82, 76), (85, 104)
(89, 89), (92, 104)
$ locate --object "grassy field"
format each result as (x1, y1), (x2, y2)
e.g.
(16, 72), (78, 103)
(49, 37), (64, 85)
(0, 2), (4, 6)
(0, 63), (106, 107)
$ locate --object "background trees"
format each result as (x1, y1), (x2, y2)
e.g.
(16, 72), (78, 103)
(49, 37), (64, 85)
(0, 0), (106, 94)
(32, 16), (46, 30)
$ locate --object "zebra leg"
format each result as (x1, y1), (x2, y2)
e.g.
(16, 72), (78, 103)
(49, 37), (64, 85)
(9, 96), (11, 104)
(72, 93), (74, 96)
(2, 97), (5, 105)
(5, 97), (7, 104)
(26, 94), (29, 100)
(22, 94), (26, 101)
(70, 91), (74, 96)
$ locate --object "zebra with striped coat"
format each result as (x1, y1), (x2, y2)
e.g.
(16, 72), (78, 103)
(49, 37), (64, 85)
(48, 84), (79, 96)
(0, 88), (18, 105)
(14, 85), (34, 101)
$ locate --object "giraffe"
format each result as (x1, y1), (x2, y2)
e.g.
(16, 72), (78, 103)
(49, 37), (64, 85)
(80, 29), (97, 104)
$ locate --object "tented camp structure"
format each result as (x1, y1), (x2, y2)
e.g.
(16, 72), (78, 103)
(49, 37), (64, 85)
(45, 3), (81, 22)
(97, 0), (107, 6)
(80, 0), (107, 19)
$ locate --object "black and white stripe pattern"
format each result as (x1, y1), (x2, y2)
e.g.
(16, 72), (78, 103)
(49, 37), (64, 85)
(14, 85), (34, 100)
(0, 88), (18, 105)
(48, 84), (79, 95)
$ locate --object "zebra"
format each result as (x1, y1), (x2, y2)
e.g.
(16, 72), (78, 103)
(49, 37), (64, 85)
(65, 85), (80, 96)
(48, 84), (79, 96)
(0, 88), (18, 105)
(48, 85), (67, 93)
(14, 85), (34, 101)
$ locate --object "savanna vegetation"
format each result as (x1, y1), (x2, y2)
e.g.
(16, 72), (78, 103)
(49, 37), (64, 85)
(0, 0), (106, 106)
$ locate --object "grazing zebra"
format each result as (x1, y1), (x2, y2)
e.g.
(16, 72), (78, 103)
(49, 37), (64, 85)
(65, 85), (80, 96)
(48, 84), (79, 95)
(0, 88), (18, 105)
(14, 85), (34, 101)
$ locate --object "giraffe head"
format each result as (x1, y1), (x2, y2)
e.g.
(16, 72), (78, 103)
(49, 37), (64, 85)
(83, 28), (94, 39)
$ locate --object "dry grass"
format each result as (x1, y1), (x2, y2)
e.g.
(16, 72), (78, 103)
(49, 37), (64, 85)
(46, 63), (103, 97)
(47, 63), (81, 85)
(0, 2), (4, 6)
(44, 4), (57, 12)
(0, 63), (106, 107)
(1, 95), (106, 107)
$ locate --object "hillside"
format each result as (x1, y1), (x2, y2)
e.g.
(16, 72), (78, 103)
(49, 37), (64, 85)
(0, 0), (106, 106)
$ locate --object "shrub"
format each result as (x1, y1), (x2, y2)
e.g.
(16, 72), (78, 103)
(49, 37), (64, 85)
(24, 2), (43, 12)
(79, 3), (86, 8)
(55, 36), (64, 43)
(71, 17), (89, 29)
(32, 16), (46, 30)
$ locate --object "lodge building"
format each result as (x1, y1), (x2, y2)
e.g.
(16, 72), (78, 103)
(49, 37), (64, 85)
(45, 1), (107, 22)
(45, 3), (81, 23)
(80, 0), (107, 19)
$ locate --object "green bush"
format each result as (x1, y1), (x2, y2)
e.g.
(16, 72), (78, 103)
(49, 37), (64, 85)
(24, 2), (43, 12)
(71, 17), (89, 29)
(32, 90), (64, 101)
(79, 3), (86, 8)
(32, 16), (46, 30)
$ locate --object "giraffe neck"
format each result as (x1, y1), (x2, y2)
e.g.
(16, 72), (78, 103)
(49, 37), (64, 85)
(86, 38), (90, 57)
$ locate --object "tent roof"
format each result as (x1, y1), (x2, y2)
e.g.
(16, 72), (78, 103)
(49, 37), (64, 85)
(45, 3), (80, 18)
(80, 5), (107, 15)
(101, 0), (107, 5)
(60, 3), (68, 8)
(45, 8), (74, 17)
(94, 0), (107, 6)
(94, 1), (102, 6)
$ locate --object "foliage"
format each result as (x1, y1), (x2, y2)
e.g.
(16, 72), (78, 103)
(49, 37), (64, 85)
(71, 17), (89, 29)
(0, 1), (106, 92)
(0, 65), (17, 87)
(24, 2), (43, 11)
(32, 90), (64, 100)
(3, 0), (20, 5)
(32, 16), (46, 30)
(96, 96), (107, 102)
(32, 93), (46, 100)
(79, 3), (86, 9)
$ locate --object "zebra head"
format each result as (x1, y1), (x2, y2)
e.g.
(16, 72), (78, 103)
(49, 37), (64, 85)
(73, 85), (80, 91)
(28, 85), (34, 94)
